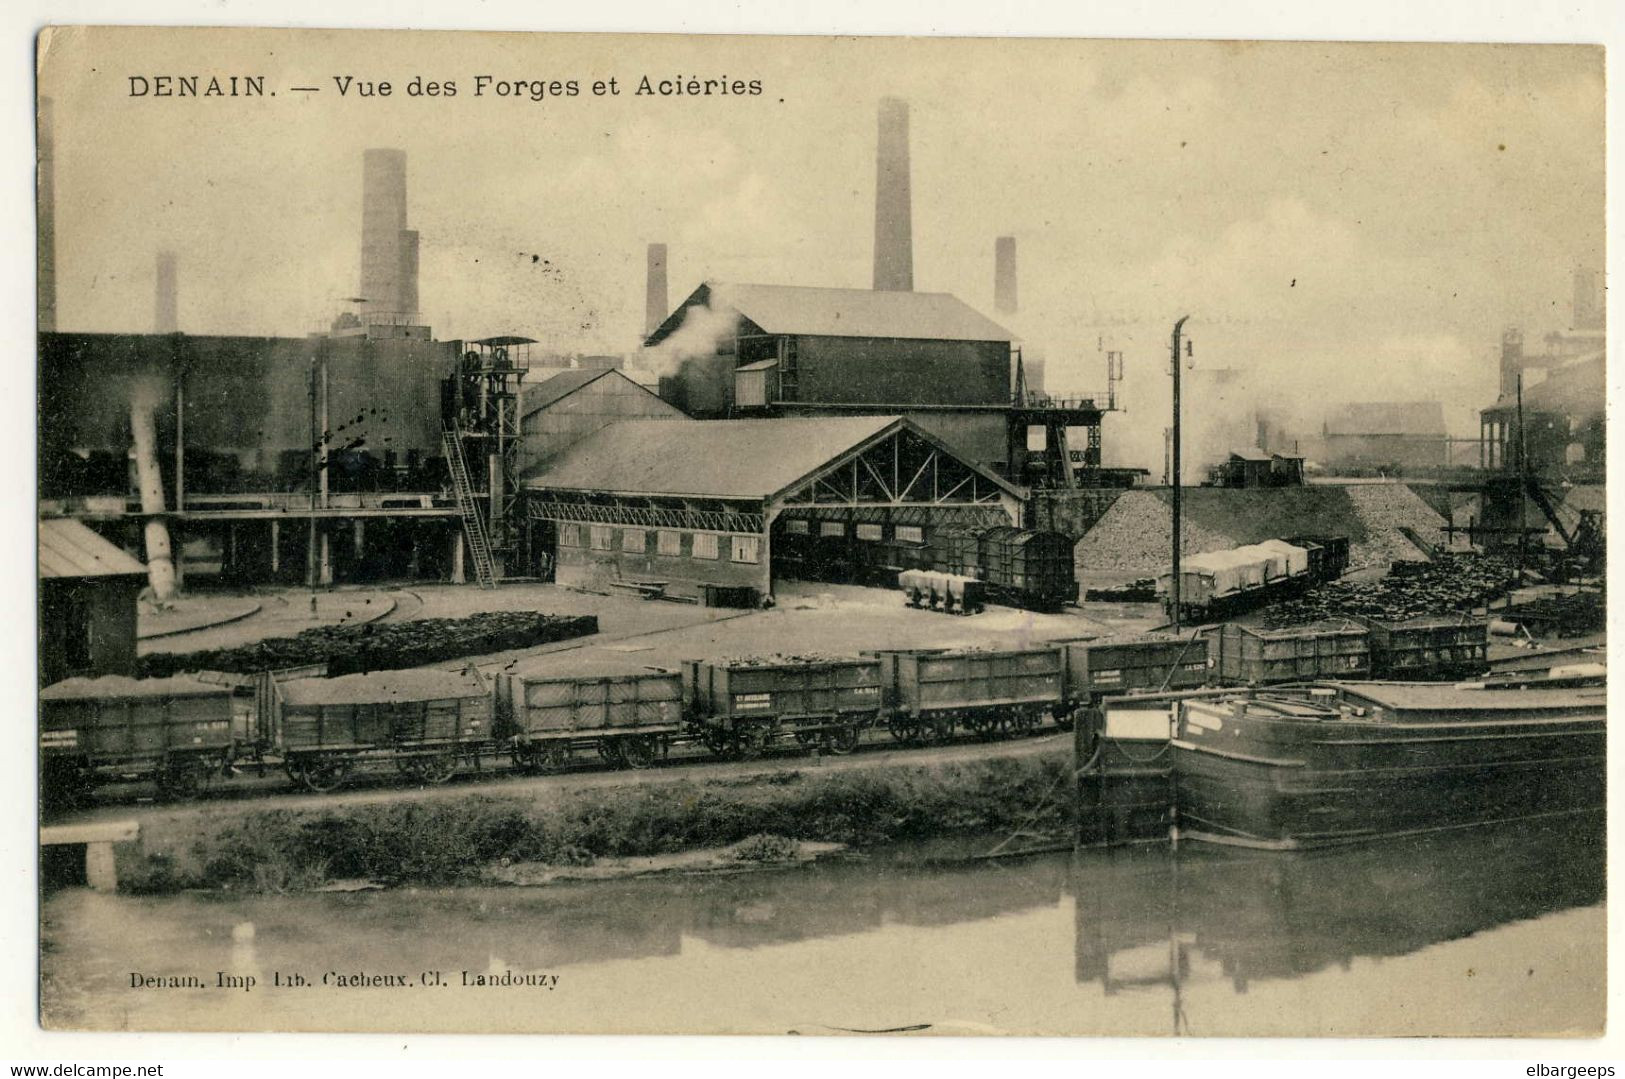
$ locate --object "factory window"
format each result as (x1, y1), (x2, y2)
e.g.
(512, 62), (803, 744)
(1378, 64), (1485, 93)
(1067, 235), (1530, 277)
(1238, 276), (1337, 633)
(590, 526), (614, 551)
(784, 519), (809, 535)
(895, 525), (924, 544)
(621, 528), (647, 553)
(559, 523), (582, 548)
(855, 523), (883, 542)
(692, 533), (719, 560)
(657, 530), (682, 556)
(819, 521), (845, 538)
(731, 536), (760, 564)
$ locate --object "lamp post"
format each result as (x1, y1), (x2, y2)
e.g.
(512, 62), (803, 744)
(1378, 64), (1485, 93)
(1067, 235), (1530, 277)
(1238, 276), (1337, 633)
(1170, 316), (1191, 631)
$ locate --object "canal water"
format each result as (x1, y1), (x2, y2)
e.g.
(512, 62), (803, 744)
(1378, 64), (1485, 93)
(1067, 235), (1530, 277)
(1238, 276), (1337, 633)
(41, 817), (1604, 1037)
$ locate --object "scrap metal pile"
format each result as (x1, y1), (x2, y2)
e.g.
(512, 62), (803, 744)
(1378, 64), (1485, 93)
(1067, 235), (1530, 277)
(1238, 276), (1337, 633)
(1497, 591), (1606, 639)
(137, 611), (599, 678)
(1261, 553), (1519, 628)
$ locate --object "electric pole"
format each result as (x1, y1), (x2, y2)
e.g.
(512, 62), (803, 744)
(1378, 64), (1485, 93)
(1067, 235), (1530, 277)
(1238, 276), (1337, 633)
(1170, 315), (1191, 631)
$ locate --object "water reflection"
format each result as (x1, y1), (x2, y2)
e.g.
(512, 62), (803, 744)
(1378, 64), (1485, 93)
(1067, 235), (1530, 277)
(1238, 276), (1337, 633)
(41, 815), (1603, 1035)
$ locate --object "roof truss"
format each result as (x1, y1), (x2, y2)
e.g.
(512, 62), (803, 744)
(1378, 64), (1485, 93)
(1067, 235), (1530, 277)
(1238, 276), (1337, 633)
(775, 423), (1012, 509)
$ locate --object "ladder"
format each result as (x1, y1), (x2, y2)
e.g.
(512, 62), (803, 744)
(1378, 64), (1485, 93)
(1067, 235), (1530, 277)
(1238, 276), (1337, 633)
(442, 424), (496, 589)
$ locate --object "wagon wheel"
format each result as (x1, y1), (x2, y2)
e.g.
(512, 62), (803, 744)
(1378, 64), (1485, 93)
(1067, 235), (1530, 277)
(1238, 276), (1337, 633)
(1052, 707), (1076, 732)
(928, 717), (955, 745)
(822, 723), (860, 756)
(416, 752), (458, 785)
(886, 716), (919, 744)
(1012, 712), (1040, 737)
(156, 758), (210, 801)
(520, 741), (573, 774)
(697, 727), (731, 758)
(597, 738), (629, 769)
(731, 727), (767, 761)
(793, 730), (822, 748)
(298, 757), (351, 793)
(618, 735), (658, 770)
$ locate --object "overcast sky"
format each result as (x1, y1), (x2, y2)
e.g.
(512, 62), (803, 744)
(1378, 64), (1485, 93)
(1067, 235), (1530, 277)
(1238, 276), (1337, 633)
(41, 29), (1603, 454)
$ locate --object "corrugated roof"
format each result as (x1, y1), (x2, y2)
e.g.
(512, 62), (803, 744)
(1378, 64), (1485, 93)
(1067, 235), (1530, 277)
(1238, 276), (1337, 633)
(279, 668), (486, 706)
(524, 416), (899, 500)
(39, 519), (146, 579)
(1324, 401), (1447, 436)
(657, 282), (1015, 344)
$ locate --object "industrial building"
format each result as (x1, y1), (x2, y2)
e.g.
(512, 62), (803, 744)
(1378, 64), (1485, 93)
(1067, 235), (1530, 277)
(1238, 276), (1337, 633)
(522, 415), (1022, 604)
(39, 519), (146, 685)
(1321, 401), (1450, 472)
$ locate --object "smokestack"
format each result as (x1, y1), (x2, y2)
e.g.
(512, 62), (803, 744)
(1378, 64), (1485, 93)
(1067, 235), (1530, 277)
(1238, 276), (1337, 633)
(872, 97), (913, 292)
(1573, 266), (1603, 331)
(359, 148), (416, 323)
(994, 236), (1017, 315)
(154, 251), (178, 333)
(645, 243), (669, 337)
(37, 96), (54, 332)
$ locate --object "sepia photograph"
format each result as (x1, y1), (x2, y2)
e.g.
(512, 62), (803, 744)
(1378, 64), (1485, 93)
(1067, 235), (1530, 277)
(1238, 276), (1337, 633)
(31, 22), (1607, 1040)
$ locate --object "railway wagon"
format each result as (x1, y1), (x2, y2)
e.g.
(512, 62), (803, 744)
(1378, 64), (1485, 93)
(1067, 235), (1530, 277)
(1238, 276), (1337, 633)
(499, 667), (683, 773)
(681, 656), (883, 757)
(978, 527), (1077, 610)
(1064, 635), (1211, 702)
(875, 646), (1067, 744)
(1359, 615), (1489, 680)
(40, 675), (238, 801)
(273, 667), (493, 791)
(1286, 534), (1351, 583)
(1208, 620), (1372, 686)
(898, 568), (987, 614)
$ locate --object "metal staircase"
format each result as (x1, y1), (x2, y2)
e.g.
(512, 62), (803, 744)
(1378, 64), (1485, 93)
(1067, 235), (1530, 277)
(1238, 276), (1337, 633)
(442, 424), (496, 589)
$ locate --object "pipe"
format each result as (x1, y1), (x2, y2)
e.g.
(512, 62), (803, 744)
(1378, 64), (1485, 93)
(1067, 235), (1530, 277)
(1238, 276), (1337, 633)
(130, 383), (178, 600)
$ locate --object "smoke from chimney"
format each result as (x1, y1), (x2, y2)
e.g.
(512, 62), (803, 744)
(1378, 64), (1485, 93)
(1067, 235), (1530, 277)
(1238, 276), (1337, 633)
(645, 243), (669, 337)
(873, 97), (913, 292)
(994, 236), (1017, 315)
(359, 148), (418, 323)
(37, 96), (55, 332)
(154, 251), (178, 333)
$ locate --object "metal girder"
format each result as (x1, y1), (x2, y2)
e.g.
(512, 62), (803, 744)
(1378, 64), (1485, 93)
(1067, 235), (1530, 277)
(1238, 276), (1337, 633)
(527, 499), (765, 534)
(778, 425), (1007, 507)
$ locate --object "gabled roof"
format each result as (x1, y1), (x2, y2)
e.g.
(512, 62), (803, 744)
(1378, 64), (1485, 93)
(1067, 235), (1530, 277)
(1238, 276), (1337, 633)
(1324, 401), (1447, 437)
(39, 519), (146, 579)
(524, 415), (1022, 502)
(647, 282), (1015, 347)
(1230, 447), (1272, 462)
(521, 367), (672, 419)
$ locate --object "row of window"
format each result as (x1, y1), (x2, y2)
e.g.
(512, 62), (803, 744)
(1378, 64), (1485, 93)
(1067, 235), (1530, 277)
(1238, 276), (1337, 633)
(559, 523), (760, 564)
(782, 520), (925, 544)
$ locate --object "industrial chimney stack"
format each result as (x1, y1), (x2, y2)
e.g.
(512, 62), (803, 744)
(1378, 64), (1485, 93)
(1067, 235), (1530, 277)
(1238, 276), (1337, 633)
(645, 243), (669, 337)
(37, 96), (55, 332)
(872, 96), (914, 292)
(994, 236), (1017, 315)
(154, 251), (178, 333)
(359, 148), (419, 324)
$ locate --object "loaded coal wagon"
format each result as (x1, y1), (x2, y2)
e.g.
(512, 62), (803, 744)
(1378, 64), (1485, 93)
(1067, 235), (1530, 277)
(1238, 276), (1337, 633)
(1063, 635), (1211, 705)
(272, 667), (493, 791)
(682, 655), (884, 757)
(1208, 620), (1372, 685)
(1359, 615), (1490, 680)
(874, 646), (1067, 744)
(498, 666), (684, 772)
(40, 675), (239, 801)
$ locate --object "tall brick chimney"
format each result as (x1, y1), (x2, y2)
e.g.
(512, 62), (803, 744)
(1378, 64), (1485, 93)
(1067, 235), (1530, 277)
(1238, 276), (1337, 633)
(154, 251), (178, 333)
(872, 97), (913, 292)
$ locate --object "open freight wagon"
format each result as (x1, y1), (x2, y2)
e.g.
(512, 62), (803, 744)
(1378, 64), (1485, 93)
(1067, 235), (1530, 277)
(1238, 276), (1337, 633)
(40, 674), (239, 801)
(1208, 620), (1372, 685)
(681, 656), (884, 756)
(271, 666), (493, 791)
(498, 666), (684, 772)
(872, 646), (1067, 743)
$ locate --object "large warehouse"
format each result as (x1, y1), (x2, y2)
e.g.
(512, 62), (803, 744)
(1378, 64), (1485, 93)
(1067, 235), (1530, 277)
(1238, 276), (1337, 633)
(522, 415), (1023, 604)
(648, 282), (1018, 475)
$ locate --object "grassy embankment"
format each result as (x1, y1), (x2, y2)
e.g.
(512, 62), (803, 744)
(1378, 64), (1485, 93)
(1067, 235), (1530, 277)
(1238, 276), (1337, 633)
(122, 752), (1072, 894)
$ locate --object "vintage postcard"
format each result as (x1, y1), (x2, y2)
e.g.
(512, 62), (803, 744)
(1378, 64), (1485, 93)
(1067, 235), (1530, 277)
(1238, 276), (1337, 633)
(35, 26), (1605, 1037)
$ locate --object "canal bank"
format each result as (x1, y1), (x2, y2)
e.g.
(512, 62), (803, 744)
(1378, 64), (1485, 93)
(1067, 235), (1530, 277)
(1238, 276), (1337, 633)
(108, 749), (1076, 894)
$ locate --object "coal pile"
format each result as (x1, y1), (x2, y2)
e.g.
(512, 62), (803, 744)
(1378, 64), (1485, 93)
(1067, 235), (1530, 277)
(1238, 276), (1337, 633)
(1262, 553), (1518, 628)
(1084, 579), (1157, 602)
(137, 612), (599, 678)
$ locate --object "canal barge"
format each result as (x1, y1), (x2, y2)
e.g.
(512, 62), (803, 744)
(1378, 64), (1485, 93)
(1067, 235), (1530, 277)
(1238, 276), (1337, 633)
(1171, 681), (1606, 849)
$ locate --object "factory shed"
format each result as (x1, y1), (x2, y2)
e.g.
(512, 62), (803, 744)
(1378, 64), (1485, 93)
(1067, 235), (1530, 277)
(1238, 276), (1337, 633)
(646, 282), (1017, 474)
(519, 368), (685, 481)
(1323, 401), (1449, 471)
(523, 416), (1023, 605)
(39, 519), (146, 685)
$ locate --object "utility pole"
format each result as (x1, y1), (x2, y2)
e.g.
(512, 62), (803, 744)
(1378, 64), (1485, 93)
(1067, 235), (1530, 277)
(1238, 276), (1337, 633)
(307, 355), (319, 590)
(1170, 316), (1191, 631)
